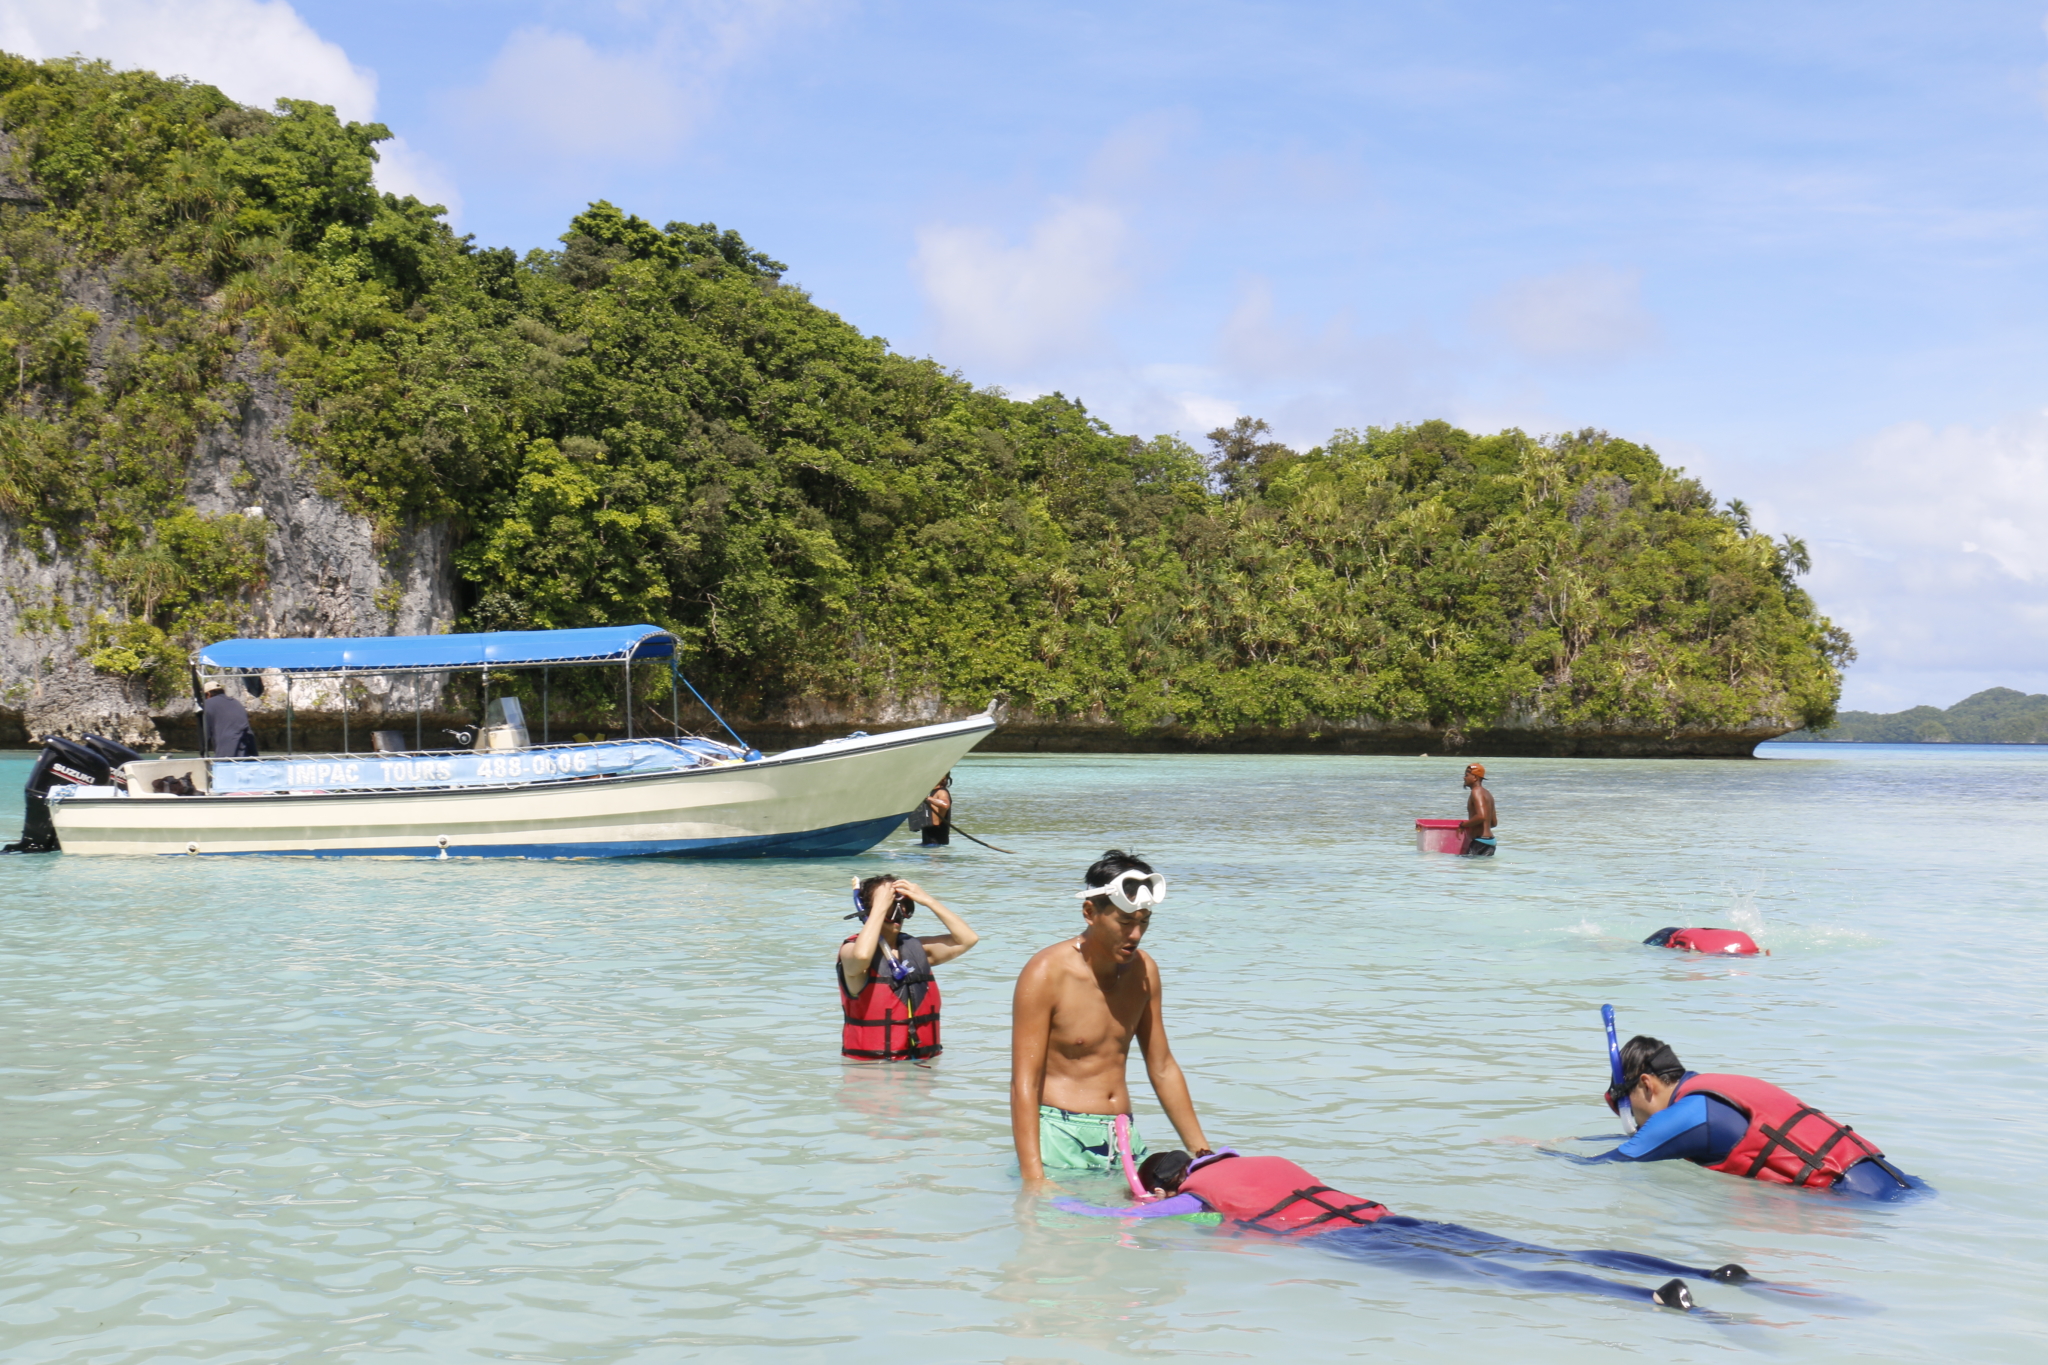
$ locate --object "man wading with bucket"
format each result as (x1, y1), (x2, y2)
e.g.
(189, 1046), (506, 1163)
(1010, 851), (1212, 1187)
(1461, 764), (1497, 856)
(838, 876), (979, 1061)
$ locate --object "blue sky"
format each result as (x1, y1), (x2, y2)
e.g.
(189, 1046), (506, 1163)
(8, 1), (2048, 712)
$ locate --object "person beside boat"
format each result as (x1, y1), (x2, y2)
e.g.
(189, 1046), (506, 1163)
(201, 680), (260, 758)
(1057, 1148), (1744, 1310)
(1461, 763), (1496, 855)
(910, 774), (953, 846)
(1577, 1035), (1919, 1199)
(1009, 851), (1212, 1186)
(838, 876), (979, 1061)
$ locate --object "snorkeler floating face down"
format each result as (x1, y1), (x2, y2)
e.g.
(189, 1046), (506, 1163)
(1070, 1147), (1747, 1311)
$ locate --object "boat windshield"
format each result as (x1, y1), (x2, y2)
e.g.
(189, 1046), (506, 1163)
(479, 697), (531, 751)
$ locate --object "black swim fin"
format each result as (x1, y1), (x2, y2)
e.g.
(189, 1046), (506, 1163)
(1652, 1279), (1694, 1310)
(1710, 1264), (1750, 1284)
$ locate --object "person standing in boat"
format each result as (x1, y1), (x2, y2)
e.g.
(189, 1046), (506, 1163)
(201, 680), (260, 758)
(910, 773), (953, 846)
(1461, 763), (1496, 856)
(838, 875), (980, 1061)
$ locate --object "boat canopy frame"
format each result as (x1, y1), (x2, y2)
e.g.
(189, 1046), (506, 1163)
(194, 625), (678, 677)
(188, 625), (752, 758)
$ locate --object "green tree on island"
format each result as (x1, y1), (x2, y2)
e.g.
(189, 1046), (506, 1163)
(0, 54), (1851, 741)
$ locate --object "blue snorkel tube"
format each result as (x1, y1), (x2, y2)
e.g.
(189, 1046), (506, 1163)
(1602, 1004), (1636, 1134)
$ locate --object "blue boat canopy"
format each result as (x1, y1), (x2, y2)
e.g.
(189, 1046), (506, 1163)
(196, 625), (678, 675)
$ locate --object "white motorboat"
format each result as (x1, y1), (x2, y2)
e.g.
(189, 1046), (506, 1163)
(17, 626), (995, 859)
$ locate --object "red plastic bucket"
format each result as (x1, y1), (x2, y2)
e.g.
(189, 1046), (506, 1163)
(1415, 818), (1471, 854)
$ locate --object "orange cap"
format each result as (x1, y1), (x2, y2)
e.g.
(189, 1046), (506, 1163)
(1465, 763), (1485, 778)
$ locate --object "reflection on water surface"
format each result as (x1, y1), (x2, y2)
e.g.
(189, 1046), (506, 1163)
(0, 745), (2042, 1362)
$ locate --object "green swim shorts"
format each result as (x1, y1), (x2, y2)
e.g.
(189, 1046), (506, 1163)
(1039, 1104), (1147, 1172)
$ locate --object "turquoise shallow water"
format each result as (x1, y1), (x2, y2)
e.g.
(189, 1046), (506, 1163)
(0, 744), (2044, 1362)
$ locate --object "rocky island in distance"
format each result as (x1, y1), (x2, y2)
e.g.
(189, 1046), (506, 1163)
(0, 53), (1850, 759)
(1775, 688), (2048, 745)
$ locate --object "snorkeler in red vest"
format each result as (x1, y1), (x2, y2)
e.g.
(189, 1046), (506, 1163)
(1643, 927), (1764, 955)
(837, 876), (979, 1061)
(1576, 1035), (1919, 1199)
(1056, 1148), (1751, 1310)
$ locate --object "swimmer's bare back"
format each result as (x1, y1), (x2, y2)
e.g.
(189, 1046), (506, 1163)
(1465, 781), (1497, 838)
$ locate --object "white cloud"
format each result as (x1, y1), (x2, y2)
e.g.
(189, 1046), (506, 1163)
(1216, 276), (1358, 382)
(1794, 414), (2048, 588)
(1475, 264), (1659, 363)
(2039, 13), (2048, 120)
(1076, 365), (1247, 441)
(1206, 276), (1468, 442)
(443, 4), (821, 169)
(914, 201), (1131, 370)
(1160, 380), (1248, 435)
(446, 27), (692, 164)
(1755, 410), (2048, 707)
(0, 0), (376, 119)
(373, 136), (462, 219)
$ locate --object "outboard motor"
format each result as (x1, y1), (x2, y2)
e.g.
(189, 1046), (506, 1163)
(4, 736), (113, 854)
(80, 733), (147, 771)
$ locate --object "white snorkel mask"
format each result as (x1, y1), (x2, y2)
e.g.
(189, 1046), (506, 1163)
(1074, 870), (1168, 914)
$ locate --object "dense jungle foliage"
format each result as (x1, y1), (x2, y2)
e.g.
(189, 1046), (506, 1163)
(1780, 688), (2048, 744)
(0, 55), (1853, 735)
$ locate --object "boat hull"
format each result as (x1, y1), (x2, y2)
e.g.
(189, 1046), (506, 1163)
(49, 716), (996, 858)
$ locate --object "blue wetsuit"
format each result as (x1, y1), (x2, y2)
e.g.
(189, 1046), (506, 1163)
(1056, 1195), (1737, 1304)
(1581, 1073), (1919, 1199)
(1599, 1090), (1751, 1164)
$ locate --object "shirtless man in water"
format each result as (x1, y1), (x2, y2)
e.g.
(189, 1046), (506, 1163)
(1009, 850), (1211, 1188)
(1461, 763), (1498, 856)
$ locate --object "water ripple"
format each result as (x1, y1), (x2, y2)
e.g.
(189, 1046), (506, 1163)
(1, 746), (2043, 1361)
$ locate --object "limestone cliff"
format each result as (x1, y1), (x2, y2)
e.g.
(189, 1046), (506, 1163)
(1, 347), (453, 748)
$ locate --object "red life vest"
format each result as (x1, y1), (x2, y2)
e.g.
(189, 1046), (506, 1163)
(838, 933), (941, 1060)
(1666, 929), (1761, 956)
(1180, 1154), (1388, 1235)
(1672, 1073), (1886, 1188)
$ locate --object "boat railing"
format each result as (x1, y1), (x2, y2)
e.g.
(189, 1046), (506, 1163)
(87, 734), (757, 800)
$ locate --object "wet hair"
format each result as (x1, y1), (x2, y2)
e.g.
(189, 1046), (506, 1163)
(851, 874), (913, 922)
(1138, 1149), (1191, 1193)
(1082, 849), (1154, 905)
(1619, 1035), (1685, 1092)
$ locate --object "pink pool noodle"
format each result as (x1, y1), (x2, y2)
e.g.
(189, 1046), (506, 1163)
(1115, 1114), (1156, 1201)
